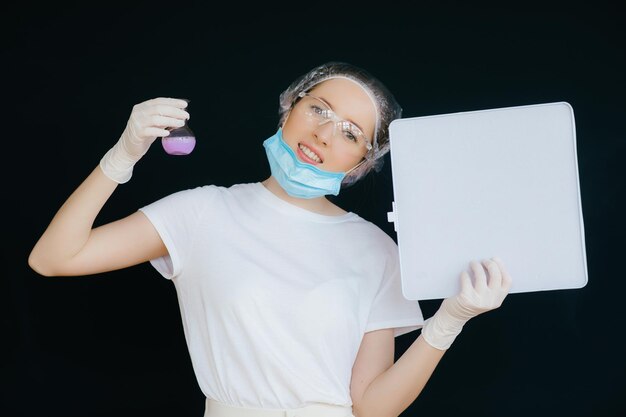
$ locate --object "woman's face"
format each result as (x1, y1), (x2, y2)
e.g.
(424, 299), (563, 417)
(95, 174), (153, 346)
(281, 78), (377, 173)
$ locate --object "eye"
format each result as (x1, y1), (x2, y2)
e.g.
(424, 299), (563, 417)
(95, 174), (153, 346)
(310, 105), (326, 116)
(343, 129), (358, 142)
(338, 122), (359, 143)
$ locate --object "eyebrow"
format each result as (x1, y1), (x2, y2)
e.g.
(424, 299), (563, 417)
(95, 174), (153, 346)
(317, 95), (366, 134)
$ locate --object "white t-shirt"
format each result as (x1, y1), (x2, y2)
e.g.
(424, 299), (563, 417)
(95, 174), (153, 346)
(138, 182), (424, 409)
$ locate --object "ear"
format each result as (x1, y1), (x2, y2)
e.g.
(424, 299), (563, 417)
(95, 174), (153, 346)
(280, 109), (293, 129)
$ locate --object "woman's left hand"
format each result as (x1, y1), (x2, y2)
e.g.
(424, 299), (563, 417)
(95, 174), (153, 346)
(455, 257), (513, 318)
(421, 257), (513, 350)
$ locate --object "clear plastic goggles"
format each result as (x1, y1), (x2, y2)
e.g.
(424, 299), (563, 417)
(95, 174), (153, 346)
(295, 92), (373, 153)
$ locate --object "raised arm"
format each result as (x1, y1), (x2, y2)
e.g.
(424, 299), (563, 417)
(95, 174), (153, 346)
(28, 97), (190, 277)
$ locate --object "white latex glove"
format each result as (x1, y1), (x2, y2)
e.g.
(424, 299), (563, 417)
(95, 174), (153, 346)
(421, 257), (512, 350)
(99, 97), (190, 183)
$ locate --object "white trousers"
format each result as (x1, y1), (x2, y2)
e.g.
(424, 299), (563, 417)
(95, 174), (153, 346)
(204, 398), (355, 417)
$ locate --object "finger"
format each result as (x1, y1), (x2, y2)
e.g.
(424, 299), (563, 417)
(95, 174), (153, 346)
(460, 270), (473, 294)
(492, 257), (513, 291)
(153, 104), (190, 120)
(483, 259), (502, 289)
(151, 97), (189, 108)
(151, 114), (186, 129)
(470, 260), (488, 291)
(144, 127), (171, 138)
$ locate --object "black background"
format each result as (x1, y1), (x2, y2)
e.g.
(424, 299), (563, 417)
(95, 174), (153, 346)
(3, 2), (625, 417)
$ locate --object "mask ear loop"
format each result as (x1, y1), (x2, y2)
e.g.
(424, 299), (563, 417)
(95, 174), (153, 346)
(345, 158), (367, 175)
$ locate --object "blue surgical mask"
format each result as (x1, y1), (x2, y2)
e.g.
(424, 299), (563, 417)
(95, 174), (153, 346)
(262, 128), (346, 199)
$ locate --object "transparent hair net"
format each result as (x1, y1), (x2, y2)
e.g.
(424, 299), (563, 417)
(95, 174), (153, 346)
(277, 62), (402, 187)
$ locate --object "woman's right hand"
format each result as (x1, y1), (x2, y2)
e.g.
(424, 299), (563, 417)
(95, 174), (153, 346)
(100, 97), (190, 184)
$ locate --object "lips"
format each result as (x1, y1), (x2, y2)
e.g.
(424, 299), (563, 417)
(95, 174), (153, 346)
(297, 143), (323, 164)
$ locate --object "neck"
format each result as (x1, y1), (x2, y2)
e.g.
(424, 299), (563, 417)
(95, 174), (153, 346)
(261, 176), (347, 216)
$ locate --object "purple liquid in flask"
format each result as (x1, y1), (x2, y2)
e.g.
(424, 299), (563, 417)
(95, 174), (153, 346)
(161, 99), (196, 155)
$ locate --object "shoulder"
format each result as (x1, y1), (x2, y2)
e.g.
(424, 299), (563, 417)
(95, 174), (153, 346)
(344, 215), (399, 256)
(171, 182), (264, 211)
(225, 182), (262, 196)
(162, 182), (256, 201)
(139, 184), (231, 216)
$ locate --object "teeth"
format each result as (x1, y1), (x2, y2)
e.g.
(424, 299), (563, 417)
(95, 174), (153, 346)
(298, 144), (322, 163)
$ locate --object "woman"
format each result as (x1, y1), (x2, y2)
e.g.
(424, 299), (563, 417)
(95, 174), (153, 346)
(29, 62), (511, 417)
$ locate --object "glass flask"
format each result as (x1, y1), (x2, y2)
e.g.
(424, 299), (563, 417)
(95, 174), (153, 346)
(161, 100), (196, 155)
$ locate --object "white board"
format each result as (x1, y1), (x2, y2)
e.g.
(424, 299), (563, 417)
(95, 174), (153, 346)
(387, 102), (588, 300)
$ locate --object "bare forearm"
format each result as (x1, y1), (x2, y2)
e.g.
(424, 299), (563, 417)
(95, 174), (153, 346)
(356, 334), (445, 417)
(29, 165), (118, 275)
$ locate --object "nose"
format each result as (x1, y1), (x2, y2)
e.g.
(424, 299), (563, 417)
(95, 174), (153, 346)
(313, 120), (335, 146)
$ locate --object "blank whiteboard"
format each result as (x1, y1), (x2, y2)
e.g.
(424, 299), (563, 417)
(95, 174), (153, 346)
(387, 102), (588, 301)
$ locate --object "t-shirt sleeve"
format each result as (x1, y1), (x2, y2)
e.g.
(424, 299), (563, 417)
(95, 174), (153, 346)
(365, 242), (424, 338)
(138, 186), (214, 280)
